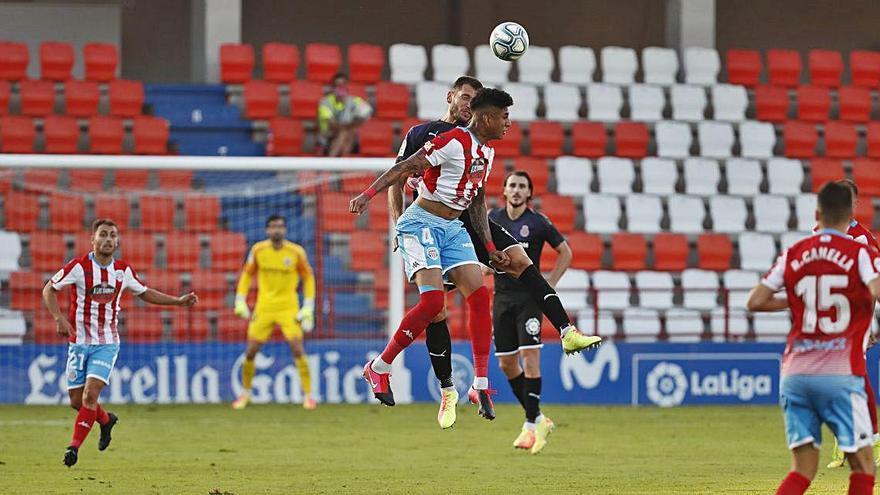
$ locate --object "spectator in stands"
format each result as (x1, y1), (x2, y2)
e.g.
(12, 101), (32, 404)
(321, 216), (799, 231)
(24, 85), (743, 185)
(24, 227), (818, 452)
(318, 72), (373, 156)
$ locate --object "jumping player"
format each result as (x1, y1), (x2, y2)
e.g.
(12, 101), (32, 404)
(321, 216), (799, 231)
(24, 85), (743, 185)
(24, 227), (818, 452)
(42, 219), (198, 467)
(747, 182), (879, 495)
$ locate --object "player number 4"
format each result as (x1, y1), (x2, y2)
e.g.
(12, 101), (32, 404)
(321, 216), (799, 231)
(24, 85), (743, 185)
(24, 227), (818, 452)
(794, 275), (851, 334)
(421, 228), (434, 245)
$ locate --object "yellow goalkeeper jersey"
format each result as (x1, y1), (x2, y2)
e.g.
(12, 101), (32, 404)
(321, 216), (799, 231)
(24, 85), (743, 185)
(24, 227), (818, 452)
(235, 240), (315, 313)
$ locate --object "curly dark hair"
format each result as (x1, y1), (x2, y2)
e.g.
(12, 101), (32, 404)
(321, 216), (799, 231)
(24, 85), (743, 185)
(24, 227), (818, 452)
(469, 87), (513, 111)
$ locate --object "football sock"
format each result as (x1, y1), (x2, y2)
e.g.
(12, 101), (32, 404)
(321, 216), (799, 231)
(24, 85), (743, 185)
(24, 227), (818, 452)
(425, 320), (454, 389)
(776, 472), (810, 495)
(295, 356), (312, 396)
(380, 289), (444, 365)
(466, 286), (492, 380)
(507, 372), (527, 409)
(242, 357), (256, 392)
(524, 377), (542, 423)
(864, 376), (878, 435)
(70, 406), (97, 448)
(849, 473), (874, 495)
(371, 356), (392, 374)
(517, 265), (572, 333)
(95, 404), (110, 426)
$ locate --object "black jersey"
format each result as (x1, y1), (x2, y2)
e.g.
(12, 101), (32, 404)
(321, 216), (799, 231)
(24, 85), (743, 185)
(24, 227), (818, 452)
(489, 207), (566, 293)
(397, 120), (458, 163)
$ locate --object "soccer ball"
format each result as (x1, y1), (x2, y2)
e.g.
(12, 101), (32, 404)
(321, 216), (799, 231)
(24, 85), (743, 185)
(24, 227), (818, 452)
(489, 22), (529, 61)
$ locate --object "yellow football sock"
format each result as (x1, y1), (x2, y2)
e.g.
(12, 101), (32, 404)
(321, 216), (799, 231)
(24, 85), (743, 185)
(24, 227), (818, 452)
(242, 358), (256, 392)
(296, 356), (312, 396)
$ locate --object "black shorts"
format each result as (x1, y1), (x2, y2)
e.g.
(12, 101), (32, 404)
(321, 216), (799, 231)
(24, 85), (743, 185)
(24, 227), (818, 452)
(460, 213), (520, 268)
(492, 290), (543, 356)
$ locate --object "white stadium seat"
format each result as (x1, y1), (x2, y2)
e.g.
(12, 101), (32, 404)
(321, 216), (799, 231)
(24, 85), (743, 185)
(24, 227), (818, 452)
(623, 307), (661, 342)
(626, 194), (663, 233)
(753, 312), (791, 342)
(584, 194), (621, 233)
(389, 43), (427, 83)
(502, 83), (539, 121)
(753, 195), (791, 233)
(684, 158), (721, 195)
(739, 120), (776, 158)
(587, 84), (623, 122)
(642, 47), (679, 85)
(739, 232), (777, 271)
(781, 231), (810, 250)
(628, 84), (665, 122)
(665, 308), (705, 342)
(635, 270), (674, 309)
(711, 84), (748, 121)
(767, 158), (805, 195)
(794, 194), (817, 231)
(697, 121), (734, 158)
(709, 196), (747, 233)
(681, 268), (720, 310)
(655, 120), (692, 158)
(597, 156), (635, 194)
(0, 309), (26, 345)
(668, 195), (706, 233)
(600, 46), (638, 84)
(593, 270), (631, 310)
(640, 158), (678, 195)
(555, 156), (592, 196)
(0, 230), (21, 273)
(710, 308), (750, 340)
(431, 44), (469, 82)
(474, 45), (511, 84)
(577, 309), (617, 338)
(517, 45), (554, 84)
(544, 83), (582, 122)
(559, 45), (596, 84)
(684, 47), (720, 85)
(722, 269), (759, 309)
(416, 81), (451, 120)
(671, 85), (707, 121)
(556, 269), (590, 311)
(725, 158), (763, 196)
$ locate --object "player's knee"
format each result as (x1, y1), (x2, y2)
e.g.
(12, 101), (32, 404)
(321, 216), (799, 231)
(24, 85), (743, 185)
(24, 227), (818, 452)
(82, 392), (99, 409)
(849, 448), (876, 474)
(419, 289), (445, 316)
(497, 356), (521, 377)
(508, 255), (532, 277)
(431, 306), (448, 322)
(69, 398), (82, 410)
(465, 285), (490, 310)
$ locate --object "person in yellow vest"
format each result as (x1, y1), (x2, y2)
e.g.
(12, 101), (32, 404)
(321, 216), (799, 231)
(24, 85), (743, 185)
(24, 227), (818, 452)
(318, 72), (373, 156)
(231, 215), (317, 410)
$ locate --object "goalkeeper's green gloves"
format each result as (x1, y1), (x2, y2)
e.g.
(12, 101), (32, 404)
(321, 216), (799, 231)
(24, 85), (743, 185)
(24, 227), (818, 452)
(233, 296), (251, 319)
(297, 299), (315, 332)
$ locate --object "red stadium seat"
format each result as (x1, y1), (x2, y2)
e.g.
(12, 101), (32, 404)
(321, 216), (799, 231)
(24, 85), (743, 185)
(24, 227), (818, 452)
(39, 41), (74, 81)
(266, 118), (303, 156)
(783, 121), (818, 158)
(92, 193), (131, 228)
(0, 42), (29, 81)
(114, 169), (150, 191)
(535, 194), (576, 233)
(867, 123), (880, 159)
(23, 169), (59, 189)
(19, 79), (55, 116)
(10, 272), (45, 311)
(157, 170), (193, 191)
(108, 79), (144, 117)
(611, 233), (647, 270)
(528, 121), (564, 158)
(217, 312), (247, 342)
(122, 309), (164, 343)
(190, 271), (229, 309)
(33, 312), (63, 343)
(725, 49), (762, 87)
(68, 169), (106, 191)
(118, 232), (156, 268)
(0, 80), (9, 114)
(854, 198), (876, 229)
(571, 122), (607, 158)
(809, 159), (846, 192)
(339, 173), (377, 195)
(838, 86), (871, 123)
(305, 43), (342, 83)
(43, 115), (80, 154)
(367, 200), (390, 231)
(824, 121), (857, 158)
(318, 192), (358, 232)
(64, 80), (99, 117)
(652, 233), (689, 271)
(209, 231), (247, 270)
(850, 51), (880, 88)
(48, 192), (85, 232)
(139, 195), (175, 231)
(614, 122), (649, 158)
(754, 85), (790, 122)
(563, 231), (603, 270)
(491, 122), (522, 158)
(348, 43), (384, 83)
(28, 232), (67, 271)
(350, 231), (386, 271)
(511, 157), (550, 193)
(289, 80), (323, 119)
(374, 82), (410, 120)
(0, 116), (36, 153)
(852, 159), (880, 197)
(184, 195), (220, 232)
(358, 119), (394, 156)
(262, 42), (299, 82)
(795, 86), (830, 122)
(697, 234), (732, 270)
(4, 191), (39, 231)
(88, 116), (124, 154)
(172, 310), (210, 342)
(166, 233), (202, 271)
(242, 80), (279, 119)
(808, 49), (843, 87)
(132, 116), (169, 155)
(484, 161), (507, 198)
(767, 49), (802, 87)
(219, 43), (254, 84)
(83, 43), (118, 82)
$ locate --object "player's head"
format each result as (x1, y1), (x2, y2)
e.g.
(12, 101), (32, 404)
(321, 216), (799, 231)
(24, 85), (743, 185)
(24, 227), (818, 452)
(816, 181), (854, 230)
(265, 215), (287, 242)
(330, 72), (349, 98)
(90, 218), (119, 256)
(469, 87), (513, 141)
(447, 76), (483, 124)
(835, 178), (859, 210)
(503, 171), (533, 206)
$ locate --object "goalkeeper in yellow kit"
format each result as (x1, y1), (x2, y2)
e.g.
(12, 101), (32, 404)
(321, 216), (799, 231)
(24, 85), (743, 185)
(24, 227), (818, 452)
(231, 215), (317, 410)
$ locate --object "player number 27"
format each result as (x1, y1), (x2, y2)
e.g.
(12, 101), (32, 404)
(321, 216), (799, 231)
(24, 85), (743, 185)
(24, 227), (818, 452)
(794, 275), (851, 334)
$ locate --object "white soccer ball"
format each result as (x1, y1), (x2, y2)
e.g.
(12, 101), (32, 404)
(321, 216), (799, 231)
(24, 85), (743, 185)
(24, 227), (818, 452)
(489, 22), (529, 61)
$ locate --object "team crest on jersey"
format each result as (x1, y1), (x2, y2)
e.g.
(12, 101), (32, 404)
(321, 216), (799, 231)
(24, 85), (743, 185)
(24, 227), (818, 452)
(426, 247), (440, 260)
(90, 283), (116, 304)
(468, 158), (487, 184)
(520, 225), (530, 237)
(284, 257), (292, 266)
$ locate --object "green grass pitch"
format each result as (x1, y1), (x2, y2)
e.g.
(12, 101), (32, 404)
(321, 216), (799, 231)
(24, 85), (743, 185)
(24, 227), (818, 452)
(0, 403), (865, 494)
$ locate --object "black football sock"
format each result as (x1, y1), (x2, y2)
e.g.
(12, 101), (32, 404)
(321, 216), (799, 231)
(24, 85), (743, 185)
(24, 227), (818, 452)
(507, 372), (527, 410)
(517, 265), (572, 333)
(425, 320), (454, 389)
(524, 376), (542, 423)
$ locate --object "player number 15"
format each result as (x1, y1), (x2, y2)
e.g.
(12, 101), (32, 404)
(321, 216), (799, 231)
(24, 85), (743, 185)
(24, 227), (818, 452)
(794, 275), (851, 334)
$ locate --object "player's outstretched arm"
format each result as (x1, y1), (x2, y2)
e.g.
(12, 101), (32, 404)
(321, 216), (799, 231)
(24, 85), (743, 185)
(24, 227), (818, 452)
(546, 241), (572, 289)
(41, 282), (74, 337)
(745, 284), (789, 312)
(467, 187), (509, 266)
(388, 178), (407, 251)
(139, 288), (198, 307)
(349, 150), (432, 215)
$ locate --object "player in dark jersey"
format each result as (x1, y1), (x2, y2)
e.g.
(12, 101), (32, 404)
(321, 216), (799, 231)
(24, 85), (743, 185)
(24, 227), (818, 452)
(390, 76), (600, 429)
(489, 170), (572, 454)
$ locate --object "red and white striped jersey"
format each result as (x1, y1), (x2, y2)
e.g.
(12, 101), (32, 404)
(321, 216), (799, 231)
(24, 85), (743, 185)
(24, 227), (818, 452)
(762, 230), (880, 376)
(812, 219), (880, 250)
(51, 253), (148, 345)
(418, 126), (494, 211)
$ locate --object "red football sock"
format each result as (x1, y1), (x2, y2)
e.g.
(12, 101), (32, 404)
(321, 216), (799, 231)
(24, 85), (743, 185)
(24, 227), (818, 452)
(70, 406), (97, 448)
(95, 404), (109, 426)
(776, 472), (810, 495)
(380, 289), (444, 365)
(466, 286), (491, 379)
(849, 473), (874, 495)
(864, 375), (878, 435)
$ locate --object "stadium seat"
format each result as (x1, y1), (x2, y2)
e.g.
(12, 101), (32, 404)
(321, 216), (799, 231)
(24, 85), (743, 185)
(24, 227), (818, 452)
(710, 84), (747, 122)
(854, 196), (876, 228)
(288, 80), (323, 119)
(583, 194), (620, 233)
(600, 46), (637, 84)
(64, 80), (99, 117)
(0, 116), (36, 153)
(349, 231), (387, 271)
(242, 80), (279, 120)
(653, 233), (689, 271)
(172, 310), (210, 342)
(415, 81), (448, 120)
(838, 86), (871, 122)
(794, 194), (818, 231)
(613, 122), (649, 158)
(42, 115), (79, 154)
(83, 42), (117, 82)
(108, 79), (144, 117)
(388, 43), (427, 84)
(121, 308), (164, 343)
(113, 169), (149, 191)
(132, 116), (169, 155)
(665, 308), (705, 342)
(767, 49), (803, 87)
(781, 231), (809, 250)
(219, 43), (254, 83)
(544, 83), (581, 122)
(554, 269), (589, 311)
(39, 41), (74, 81)
(358, 120), (393, 156)
(739, 120), (776, 158)
(697, 122), (733, 158)
(28, 231), (67, 270)
(184, 195), (220, 232)
(592, 270), (630, 310)
(709, 196), (747, 233)
(157, 170), (193, 192)
(586, 84), (622, 121)
(0, 42), (28, 81)
(92, 194), (131, 228)
(139, 194), (176, 231)
(655, 121), (692, 158)
(564, 231), (603, 270)
(853, 159), (880, 196)
(635, 270), (674, 309)
(796, 85), (830, 122)
(431, 44), (469, 83)
(723, 269), (760, 309)
(261, 42), (299, 82)
(825, 121), (858, 158)
(622, 307), (661, 341)
(683, 47), (720, 85)
(576, 309), (617, 339)
(752, 312), (790, 341)
(625, 195), (662, 233)
(10, 271), (45, 311)
(642, 47), (678, 85)
(739, 232), (776, 271)
(504, 83), (539, 121)
(0, 230), (21, 273)
(726, 158), (763, 196)
(88, 116), (124, 154)
(266, 117), (303, 156)
(517, 46), (554, 84)
(868, 122), (880, 159)
(597, 157), (634, 194)
(4, 191), (38, 232)
(809, 159), (845, 191)
(0, 79), (8, 114)
(537, 195), (576, 233)
(783, 121), (818, 158)
(710, 308), (750, 340)
(754, 85), (790, 122)
(554, 156), (592, 196)
(668, 195), (705, 233)
(22, 168), (60, 189)
(373, 82), (409, 120)
(767, 158), (805, 194)
(559, 45), (595, 84)
(511, 157), (550, 192)
(697, 234), (733, 270)
(628, 84), (664, 122)
(725, 49), (762, 87)
(640, 158), (677, 195)
(753, 195), (791, 233)
(807, 49), (843, 87)
(19, 79), (55, 116)
(681, 268), (719, 309)
(68, 169), (105, 192)
(189, 271), (229, 309)
(670, 85), (706, 121)
(477, 44), (515, 84)
(684, 158), (720, 195)
(849, 50), (880, 88)
(165, 233), (202, 271)
(304, 43), (341, 83)
(318, 192), (358, 232)
(528, 121), (564, 157)
(571, 122), (607, 157)
(347, 43), (384, 83)
(491, 122), (522, 158)
(209, 231), (247, 271)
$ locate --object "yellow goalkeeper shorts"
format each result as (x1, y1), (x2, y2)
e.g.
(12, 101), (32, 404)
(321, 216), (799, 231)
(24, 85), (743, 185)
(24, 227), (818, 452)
(247, 309), (302, 342)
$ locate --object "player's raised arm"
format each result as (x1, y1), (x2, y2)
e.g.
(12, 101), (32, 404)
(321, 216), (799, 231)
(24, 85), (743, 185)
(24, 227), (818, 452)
(138, 288), (198, 307)
(349, 150), (432, 215)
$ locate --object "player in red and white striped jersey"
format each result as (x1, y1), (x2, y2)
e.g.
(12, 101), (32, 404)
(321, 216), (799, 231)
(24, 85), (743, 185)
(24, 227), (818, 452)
(43, 219), (198, 467)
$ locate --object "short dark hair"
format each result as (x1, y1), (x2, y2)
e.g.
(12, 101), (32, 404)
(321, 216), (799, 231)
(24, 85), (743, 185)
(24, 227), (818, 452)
(452, 76), (482, 91)
(504, 171), (533, 200)
(470, 87), (513, 112)
(266, 215), (286, 227)
(331, 72), (348, 84)
(91, 218), (118, 233)
(836, 178), (859, 197)
(817, 181), (854, 226)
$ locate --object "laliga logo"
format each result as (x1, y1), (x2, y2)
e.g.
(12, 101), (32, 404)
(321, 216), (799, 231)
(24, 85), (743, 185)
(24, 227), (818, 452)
(646, 362), (688, 407)
(646, 361), (774, 407)
(427, 353), (474, 404)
